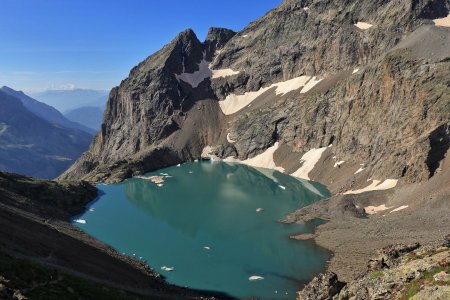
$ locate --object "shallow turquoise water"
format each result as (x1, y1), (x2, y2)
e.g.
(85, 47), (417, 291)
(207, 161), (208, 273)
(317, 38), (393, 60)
(73, 162), (331, 299)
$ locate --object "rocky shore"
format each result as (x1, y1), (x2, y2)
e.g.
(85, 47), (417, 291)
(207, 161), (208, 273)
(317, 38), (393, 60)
(297, 240), (450, 299)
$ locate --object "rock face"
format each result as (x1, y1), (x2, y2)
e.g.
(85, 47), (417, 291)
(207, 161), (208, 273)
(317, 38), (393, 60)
(60, 28), (235, 182)
(297, 241), (450, 300)
(61, 0), (450, 193)
(0, 90), (92, 179)
(297, 272), (345, 300)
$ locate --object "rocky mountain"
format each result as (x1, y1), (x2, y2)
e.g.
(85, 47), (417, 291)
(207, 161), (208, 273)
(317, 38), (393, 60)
(0, 90), (92, 179)
(0, 86), (95, 135)
(61, 0), (450, 193)
(30, 88), (108, 112)
(65, 105), (104, 132)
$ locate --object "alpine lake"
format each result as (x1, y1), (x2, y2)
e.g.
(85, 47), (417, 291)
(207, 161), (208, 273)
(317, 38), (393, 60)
(73, 161), (331, 299)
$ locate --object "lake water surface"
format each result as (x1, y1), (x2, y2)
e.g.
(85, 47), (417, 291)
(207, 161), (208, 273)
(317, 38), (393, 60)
(73, 162), (331, 299)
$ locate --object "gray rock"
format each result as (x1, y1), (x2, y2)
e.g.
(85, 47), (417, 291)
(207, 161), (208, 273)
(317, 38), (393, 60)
(297, 272), (344, 300)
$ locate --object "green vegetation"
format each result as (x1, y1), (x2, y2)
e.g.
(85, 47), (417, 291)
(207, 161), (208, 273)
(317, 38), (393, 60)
(0, 252), (161, 300)
(401, 265), (450, 299)
(369, 271), (384, 279)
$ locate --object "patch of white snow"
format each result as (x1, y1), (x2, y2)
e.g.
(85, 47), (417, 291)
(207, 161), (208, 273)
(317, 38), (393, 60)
(389, 205), (409, 213)
(242, 142), (284, 172)
(343, 179), (398, 194)
(290, 146), (328, 180)
(433, 13), (450, 27)
(354, 22), (373, 30)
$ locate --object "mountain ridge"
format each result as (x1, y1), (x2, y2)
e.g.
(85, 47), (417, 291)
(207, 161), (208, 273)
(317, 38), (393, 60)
(0, 90), (92, 179)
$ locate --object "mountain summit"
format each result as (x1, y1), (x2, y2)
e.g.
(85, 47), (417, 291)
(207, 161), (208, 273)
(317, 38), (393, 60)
(61, 0), (450, 188)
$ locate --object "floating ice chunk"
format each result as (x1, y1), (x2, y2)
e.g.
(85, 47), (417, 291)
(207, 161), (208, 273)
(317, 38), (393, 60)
(74, 219), (86, 224)
(194, 159), (198, 162)
(88, 208), (95, 212)
(157, 184), (163, 187)
(203, 246), (211, 250)
(256, 208), (264, 213)
(161, 266), (175, 271)
(249, 275), (264, 281)
(188, 171), (193, 174)
(177, 164), (181, 167)
(279, 185), (286, 190)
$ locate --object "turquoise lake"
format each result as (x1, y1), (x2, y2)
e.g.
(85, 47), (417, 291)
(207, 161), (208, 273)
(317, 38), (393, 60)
(73, 162), (331, 299)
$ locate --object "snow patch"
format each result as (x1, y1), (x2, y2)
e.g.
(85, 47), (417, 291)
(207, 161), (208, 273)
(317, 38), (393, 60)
(242, 34), (249, 38)
(354, 22), (373, 30)
(300, 76), (322, 93)
(174, 53), (212, 88)
(242, 142), (284, 172)
(211, 68), (240, 79)
(343, 179), (398, 194)
(433, 13), (450, 27)
(364, 204), (392, 215)
(390, 205), (409, 213)
(352, 68), (359, 74)
(219, 75), (315, 115)
(354, 166), (365, 174)
(290, 146), (328, 180)
(227, 132), (236, 143)
(334, 160), (345, 168)
(275, 76), (312, 95)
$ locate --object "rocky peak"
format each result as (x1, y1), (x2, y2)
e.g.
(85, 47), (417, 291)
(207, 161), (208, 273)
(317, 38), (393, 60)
(204, 27), (236, 60)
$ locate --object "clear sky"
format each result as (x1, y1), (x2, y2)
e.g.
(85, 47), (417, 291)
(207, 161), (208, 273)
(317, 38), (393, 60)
(0, 0), (282, 92)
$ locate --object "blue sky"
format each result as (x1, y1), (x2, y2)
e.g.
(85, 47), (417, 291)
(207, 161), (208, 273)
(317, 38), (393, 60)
(0, 0), (282, 92)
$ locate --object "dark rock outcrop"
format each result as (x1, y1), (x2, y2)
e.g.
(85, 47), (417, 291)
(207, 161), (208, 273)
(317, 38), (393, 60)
(297, 272), (345, 300)
(297, 241), (450, 300)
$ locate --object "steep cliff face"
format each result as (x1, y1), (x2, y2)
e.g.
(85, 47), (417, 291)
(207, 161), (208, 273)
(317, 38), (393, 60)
(61, 28), (235, 182)
(61, 0), (450, 190)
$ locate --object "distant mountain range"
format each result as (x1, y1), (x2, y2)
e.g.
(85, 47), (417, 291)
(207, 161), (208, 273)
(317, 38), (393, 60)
(1, 86), (96, 135)
(30, 88), (108, 113)
(65, 106), (104, 132)
(0, 89), (93, 179)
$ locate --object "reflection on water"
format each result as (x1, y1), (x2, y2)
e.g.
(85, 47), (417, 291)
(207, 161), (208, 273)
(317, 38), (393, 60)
(74, 162), (331, 300)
